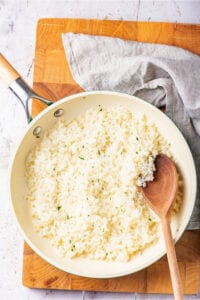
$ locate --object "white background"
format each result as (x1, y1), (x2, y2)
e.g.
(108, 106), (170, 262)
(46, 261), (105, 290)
(0, 1), (199, 299)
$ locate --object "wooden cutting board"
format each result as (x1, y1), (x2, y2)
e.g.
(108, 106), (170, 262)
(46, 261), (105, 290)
(23, 18), (200, 294)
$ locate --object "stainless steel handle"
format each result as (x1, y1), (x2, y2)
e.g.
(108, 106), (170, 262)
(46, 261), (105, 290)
(0, 53), (53, 122)
(9, 78), (53, 122)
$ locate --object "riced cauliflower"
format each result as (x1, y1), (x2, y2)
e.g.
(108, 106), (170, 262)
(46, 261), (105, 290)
(25, 105), (181, 262)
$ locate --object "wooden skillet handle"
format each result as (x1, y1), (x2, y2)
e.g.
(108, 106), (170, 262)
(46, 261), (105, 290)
(0, 53), (20, 87)
(161, 217), (183, 300)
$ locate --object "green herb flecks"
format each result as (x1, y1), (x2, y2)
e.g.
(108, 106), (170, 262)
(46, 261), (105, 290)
(57, 205), (62, 211)
(79, 156), (84, 160)
(66, 215), (70, 220)
(148, 218), (152, 221)
(71, 244), (76, 251)
(98, 150), (101, 155)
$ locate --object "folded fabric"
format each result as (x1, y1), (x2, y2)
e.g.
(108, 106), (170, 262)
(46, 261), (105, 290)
(62, 33), (200, 229)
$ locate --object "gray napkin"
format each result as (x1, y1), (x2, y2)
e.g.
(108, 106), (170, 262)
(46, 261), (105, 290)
(62, 33), (200, 229)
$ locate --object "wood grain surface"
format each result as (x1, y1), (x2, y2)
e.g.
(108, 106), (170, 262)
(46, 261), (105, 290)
(0, 53), (20, 87)
(23, 18), (200, 294)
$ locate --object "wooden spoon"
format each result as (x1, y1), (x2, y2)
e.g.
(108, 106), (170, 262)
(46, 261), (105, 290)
(141, 154), (183, 300)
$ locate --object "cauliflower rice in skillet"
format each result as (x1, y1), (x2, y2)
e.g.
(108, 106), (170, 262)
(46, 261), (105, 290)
(25, 105), (182, 262)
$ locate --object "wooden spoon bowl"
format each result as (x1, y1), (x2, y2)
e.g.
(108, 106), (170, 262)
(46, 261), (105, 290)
(141, 154), (183, 300)
(142, 154), (178, 218)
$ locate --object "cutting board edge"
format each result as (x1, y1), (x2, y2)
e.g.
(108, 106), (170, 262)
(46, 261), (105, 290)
(37, 18), (200, 27)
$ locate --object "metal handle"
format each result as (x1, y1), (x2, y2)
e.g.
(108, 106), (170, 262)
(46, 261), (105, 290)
(0, 53), (53, 122)
(9, 78), (53, 123)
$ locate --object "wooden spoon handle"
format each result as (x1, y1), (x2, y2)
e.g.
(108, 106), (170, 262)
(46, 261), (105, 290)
(161, 217), (183, 300)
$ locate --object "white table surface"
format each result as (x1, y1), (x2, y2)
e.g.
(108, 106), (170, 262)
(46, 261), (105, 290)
(0, 1), (199, 299)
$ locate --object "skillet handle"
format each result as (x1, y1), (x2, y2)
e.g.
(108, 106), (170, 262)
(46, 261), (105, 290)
(0, 53), (53, 123)
(0, 53), (20, 86)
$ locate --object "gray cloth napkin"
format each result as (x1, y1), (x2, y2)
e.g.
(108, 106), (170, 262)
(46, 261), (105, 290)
(62, 33), (200, 229)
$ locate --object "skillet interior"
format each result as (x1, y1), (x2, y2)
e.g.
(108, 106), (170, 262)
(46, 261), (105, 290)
(9, 91), (196, 278)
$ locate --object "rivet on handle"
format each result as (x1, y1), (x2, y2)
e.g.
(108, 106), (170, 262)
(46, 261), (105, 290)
(33, 126), (42, 138)
(54, 109), (64, 117)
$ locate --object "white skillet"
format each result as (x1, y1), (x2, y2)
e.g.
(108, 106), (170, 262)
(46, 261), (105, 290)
(0, 54), (196, 278)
